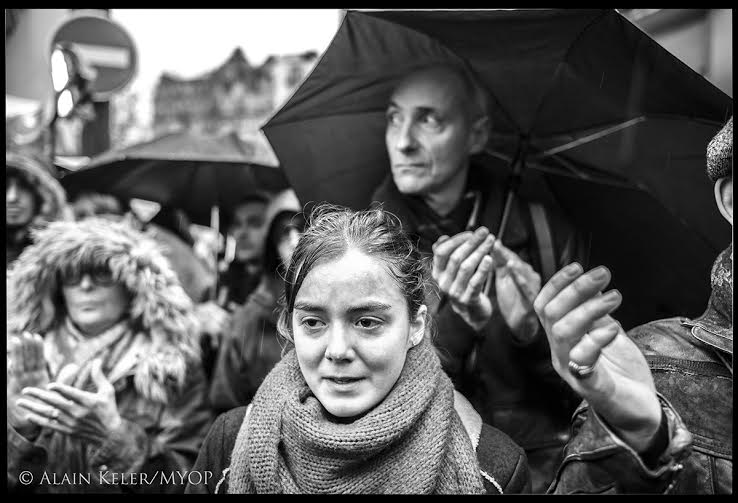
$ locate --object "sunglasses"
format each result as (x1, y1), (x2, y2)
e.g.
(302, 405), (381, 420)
(59, 266), (116, 287)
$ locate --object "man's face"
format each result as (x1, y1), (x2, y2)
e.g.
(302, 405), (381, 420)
(228, 201), (267, 262)
(385, 68), (477, 197)
(6, 175), (37, 227)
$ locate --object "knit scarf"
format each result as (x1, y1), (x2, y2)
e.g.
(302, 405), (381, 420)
(227, 336), (485, 494)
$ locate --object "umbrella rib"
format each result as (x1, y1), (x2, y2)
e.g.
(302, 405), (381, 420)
(534, 116), (646, 158)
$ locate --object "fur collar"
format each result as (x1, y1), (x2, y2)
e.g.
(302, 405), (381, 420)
(7, 218), (201, 402)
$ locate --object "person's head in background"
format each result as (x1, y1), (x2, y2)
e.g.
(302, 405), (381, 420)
(385, 64), (490, 214)
(276, 205), (429, 419)
(71, 192), (125, 221)
(262, 189), (305, 279)
(708, 117), (733, 229)
(227, 193), (270, 264)
(6, 173), (39, 228)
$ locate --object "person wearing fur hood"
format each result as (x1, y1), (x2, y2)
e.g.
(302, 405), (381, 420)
(6, 151), (72, 267)
(7, 218), (214, 493)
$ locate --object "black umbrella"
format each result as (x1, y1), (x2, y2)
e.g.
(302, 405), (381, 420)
(61, 129), (289, 226)
(262, 9), (733, 329)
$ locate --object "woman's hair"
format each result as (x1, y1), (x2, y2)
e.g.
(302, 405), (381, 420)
(276, 203), (431, 343)
(263, 210), (306, 277)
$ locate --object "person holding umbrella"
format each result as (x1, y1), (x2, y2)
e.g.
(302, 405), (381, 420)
(372, 63), (587, 492)
(538, 117), (733, 494)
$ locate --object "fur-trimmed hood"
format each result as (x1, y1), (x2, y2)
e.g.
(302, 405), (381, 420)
(6, 151), (72, 227)
(7, 218), (202, 403)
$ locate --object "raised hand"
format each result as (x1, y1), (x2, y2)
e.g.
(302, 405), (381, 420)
(533, 263), (663, 452)
(7, 332), (50, 433)
(432, 227), (495, 331)
(490, 239), (542, 343)
(18, 359), (124, 445)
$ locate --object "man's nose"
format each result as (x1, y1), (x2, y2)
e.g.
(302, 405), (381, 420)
(394, 121), (418, 153)
(324, 324), (353, 361)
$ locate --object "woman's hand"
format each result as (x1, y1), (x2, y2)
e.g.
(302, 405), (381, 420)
(7, 332), (50, 435)
(18, 359), (124, 446)
(533, 263), (663, 453)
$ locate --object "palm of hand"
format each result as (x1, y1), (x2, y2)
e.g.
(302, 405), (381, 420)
(494, 263), (540, 337)
(451, 293), (493, 331)
(8, 361), (50, 429)
(564, 318), (659, 441)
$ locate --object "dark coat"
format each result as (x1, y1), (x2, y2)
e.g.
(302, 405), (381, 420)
(371, 162), (588, 492)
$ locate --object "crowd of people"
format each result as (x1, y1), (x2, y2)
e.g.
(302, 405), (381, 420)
(6, 61), (732, 494)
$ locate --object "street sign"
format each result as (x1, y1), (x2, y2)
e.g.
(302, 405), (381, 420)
(51, 10), (137, 100)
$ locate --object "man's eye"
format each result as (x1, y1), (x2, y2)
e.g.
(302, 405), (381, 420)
(420, 114), (441, 129)
(386, 110), (402, 126)
(356, 318), (381, 330)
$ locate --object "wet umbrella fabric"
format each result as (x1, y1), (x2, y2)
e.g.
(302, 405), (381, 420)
(262, 9), (733, 328)
(61, 129), (289, 226)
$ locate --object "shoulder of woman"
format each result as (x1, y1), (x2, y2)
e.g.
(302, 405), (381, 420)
(476, 423), (530, 494)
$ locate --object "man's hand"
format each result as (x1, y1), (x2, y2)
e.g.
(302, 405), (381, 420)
(432, 227), (542, 341)
(533, 263), (663, 453)
(18, 359), (124, 446)
(432, 227), (496, 331)
(490, 239), (541, 343)
(7, 332), (50, 434)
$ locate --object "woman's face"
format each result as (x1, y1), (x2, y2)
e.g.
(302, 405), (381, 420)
(292, 248), (426, 419)
(61, 269), (129, 337)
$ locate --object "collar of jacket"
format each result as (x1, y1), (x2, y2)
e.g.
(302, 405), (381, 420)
(689, 245), (732, 356)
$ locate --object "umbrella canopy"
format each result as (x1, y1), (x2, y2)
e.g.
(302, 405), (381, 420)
(61, 129), (288, 226)
(262, 8), (733, 329)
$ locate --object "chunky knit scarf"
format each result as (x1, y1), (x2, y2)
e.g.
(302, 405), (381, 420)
(227, 336), (485, 494)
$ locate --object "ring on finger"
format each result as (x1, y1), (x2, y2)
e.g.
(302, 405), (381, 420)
(568, 359), (597, 380)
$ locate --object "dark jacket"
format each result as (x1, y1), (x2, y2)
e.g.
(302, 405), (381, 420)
(185, 396), (531, 494)
(372, 162), (588, 492)
(208, 278), (285, 414)
(550, 394), (693, 494)
(622, 246), (732, 494)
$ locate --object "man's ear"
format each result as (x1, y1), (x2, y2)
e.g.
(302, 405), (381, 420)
(714, 176), (733, 225)
(409, 304), (427, 348)
(468, 115), (490, 155)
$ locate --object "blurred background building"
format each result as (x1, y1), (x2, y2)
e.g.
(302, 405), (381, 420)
(151, 47), (318, 137)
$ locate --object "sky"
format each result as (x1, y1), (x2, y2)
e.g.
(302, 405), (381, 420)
(109, 9), (342, 124)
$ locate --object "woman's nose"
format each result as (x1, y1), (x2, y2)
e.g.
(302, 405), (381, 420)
(324, 324), (353, 361)
(78, 274), (95, 290)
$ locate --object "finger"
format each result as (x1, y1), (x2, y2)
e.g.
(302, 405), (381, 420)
(534, 263), (584, 316)
(27, 333), (46, 372)
(25, 410), (75, 436)
(72, 363), (94, 390)
(90, 359), (112, 394)
(568, 322), (621, 367)
(21, 387), (78, 418)
(542, 267), (613, 323)
(432, 231), (474, 273)
(21, 332), (37, 373)
(438, 228), (491, 290)
(46, 382), (96, 407)
(434, 235), (450, 247)
(56, 363), (81, 386)
(506, 259), (541, 303)
(448, 234), (495, 299)
(458, 255), (493, 305)
(549, 290), (622, 352)
(8, 336), (22, 373)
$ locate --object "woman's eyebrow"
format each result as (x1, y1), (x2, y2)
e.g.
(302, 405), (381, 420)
(293, 302), (325, 313)
(347, 302), (392, 315)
